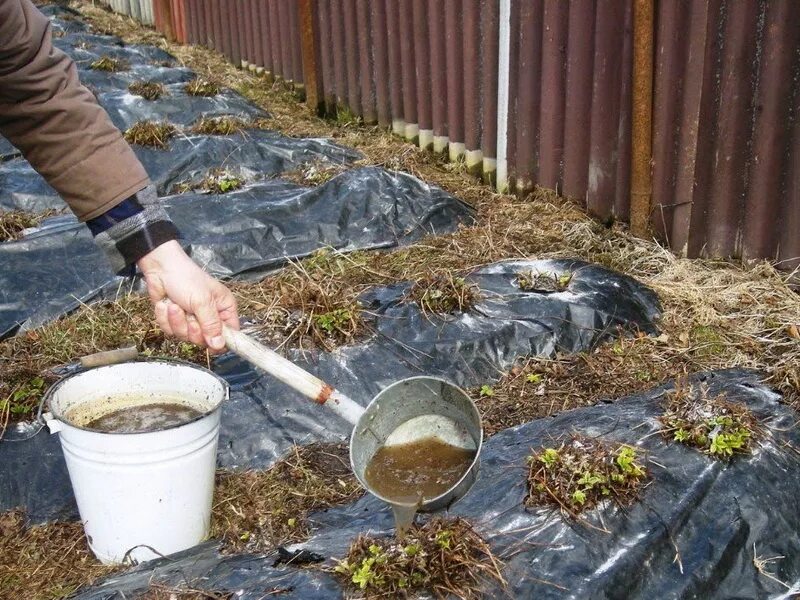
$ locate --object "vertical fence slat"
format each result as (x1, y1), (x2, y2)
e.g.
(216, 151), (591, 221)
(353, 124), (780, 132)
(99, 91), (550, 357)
(318, 0), (335, 110)
(444, 0), (464, 159)
(412, 0), (431, 145)
(330, 0), (347, 104)
(299, 0), (321, 108)
(480, 0), (499, 180)
(258, 1), (273, 76)
(267, 0), (283, 79)
(511, 0), (543, 193)
(343, 0), (361, 112)
(371, 0), (391, 127)
(562, 0), (596, 200)
(387, 0), (405, 134)
(428, 0), (448, 153)
(613, 0), (634, 221)
(399, 0), (417, 140)
(586, 0), (626, 221)
(538, 0), (568, 192)
(704, 0), (760, 258)
(463, 0), (482, 172)
(356, 0), (376, 123)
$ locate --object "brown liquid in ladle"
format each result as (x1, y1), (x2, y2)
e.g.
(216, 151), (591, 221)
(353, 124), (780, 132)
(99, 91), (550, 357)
(364, 436), (476, 530)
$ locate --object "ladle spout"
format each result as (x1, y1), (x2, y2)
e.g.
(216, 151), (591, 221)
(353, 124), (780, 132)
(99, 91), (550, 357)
(222, 326), (364, 425)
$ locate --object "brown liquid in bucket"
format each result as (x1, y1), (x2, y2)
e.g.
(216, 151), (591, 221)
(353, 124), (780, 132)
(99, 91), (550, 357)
(365, 437), (475, 530)
(84, 403), (203, 433)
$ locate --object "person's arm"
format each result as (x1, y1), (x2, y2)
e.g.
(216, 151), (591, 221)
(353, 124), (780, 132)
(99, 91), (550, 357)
(0, 0), (238, 349)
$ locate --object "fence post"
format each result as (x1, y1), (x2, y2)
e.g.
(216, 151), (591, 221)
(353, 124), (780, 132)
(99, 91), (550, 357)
(155, 0), (176, 42)
(299, 0), (322, 113)
(630, 0), (654, 236)
(495, 0), (511, 193)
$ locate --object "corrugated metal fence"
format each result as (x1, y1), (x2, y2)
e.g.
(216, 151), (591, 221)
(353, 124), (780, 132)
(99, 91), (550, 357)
(98, 0), (800, 269)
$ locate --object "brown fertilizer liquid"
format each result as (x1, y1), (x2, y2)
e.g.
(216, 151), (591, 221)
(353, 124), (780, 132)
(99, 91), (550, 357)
(364, 437), (475, 506)
(85, 403), (203, 433)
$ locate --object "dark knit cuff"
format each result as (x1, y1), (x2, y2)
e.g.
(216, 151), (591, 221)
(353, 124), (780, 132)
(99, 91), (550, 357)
(87, 185), (180, 275)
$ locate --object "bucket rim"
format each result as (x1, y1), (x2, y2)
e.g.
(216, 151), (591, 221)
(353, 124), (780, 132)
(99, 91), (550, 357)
(349, 375), (483, 509)
(42, 357), (229, 435)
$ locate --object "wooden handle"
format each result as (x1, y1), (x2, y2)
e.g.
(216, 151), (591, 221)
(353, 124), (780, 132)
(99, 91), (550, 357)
(80, 346), (139, 369)
(222, 326), (364, 425)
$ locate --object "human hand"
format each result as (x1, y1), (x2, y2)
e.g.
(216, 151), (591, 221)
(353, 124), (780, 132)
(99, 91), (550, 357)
(137, 240), (239, 351)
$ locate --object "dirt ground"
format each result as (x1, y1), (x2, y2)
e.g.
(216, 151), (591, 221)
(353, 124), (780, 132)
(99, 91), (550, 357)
(0, 2), (798, 598)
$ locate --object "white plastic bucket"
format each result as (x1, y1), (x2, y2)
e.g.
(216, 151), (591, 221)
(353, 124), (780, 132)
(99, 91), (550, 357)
(43, 360), (228, 565)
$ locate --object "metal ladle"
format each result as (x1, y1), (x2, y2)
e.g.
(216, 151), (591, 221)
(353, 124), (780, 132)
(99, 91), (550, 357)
(222, 326), (483, 513)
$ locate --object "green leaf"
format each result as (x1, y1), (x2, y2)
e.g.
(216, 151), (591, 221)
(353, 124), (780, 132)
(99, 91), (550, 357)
(479, 385), (495, 397)
(572, 489), (587, 505)
(673, 428), (690, 442)
(435, 530), (452, 550)
(526, 373), (543, 384)
(538, 448), (560, 467)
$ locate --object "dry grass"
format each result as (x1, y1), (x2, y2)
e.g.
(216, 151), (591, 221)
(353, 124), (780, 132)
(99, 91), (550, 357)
(184, 77), (221, 97)
(233, 252), (370, 351)
(526, 437), (648, 517)
(0, 509), (117, 600)
(516, 270), (572, 293)
(123, 120), (177, 148)
(128, 80), (166, 100)
(136, 585), (233, 599)
(659, 382), (759, 459)
(408, 272), (481, 315)
(190, 116), (247, 136)
(279, 160), (348, 187)
(333, 517), (505, 599)
(211, 443), (362, 554)
(0, 209), (58, 242)
(89, 55), (128, 71)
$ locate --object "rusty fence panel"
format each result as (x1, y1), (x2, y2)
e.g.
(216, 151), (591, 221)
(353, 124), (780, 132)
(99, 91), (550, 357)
(652, 0), (800, 268)
(98, 0), (800, 267)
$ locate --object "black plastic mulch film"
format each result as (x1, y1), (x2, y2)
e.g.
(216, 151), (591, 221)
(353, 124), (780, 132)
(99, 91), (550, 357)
(1, 6), (797, 600)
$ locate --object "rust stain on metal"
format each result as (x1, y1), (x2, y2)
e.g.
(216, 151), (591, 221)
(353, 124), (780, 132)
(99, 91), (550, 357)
(299, 0), (321, 110)
(630, 0), (653, 236)
(316, 384), (334, 405)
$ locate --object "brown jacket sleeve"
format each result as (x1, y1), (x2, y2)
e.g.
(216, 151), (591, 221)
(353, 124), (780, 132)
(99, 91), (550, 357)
(0, 0), (150, 221)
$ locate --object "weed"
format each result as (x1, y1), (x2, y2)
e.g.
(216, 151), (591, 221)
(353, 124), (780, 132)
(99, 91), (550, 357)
(333, 517), (504, 599)
(516, 270), (573, 293)
(334, 106), (361, 127)
(659, 383), (758, 460)
(128, 80), (165, 100)
(89, 55), (128, 71)
(184, 77), (221, 97)
(313, 308), (356, 337)
(123, 120), (177, 149)
(479, 385), (495, 398)
(526, 436), (647, 516)
(191, 116), (246, 136)
(409, 272), (480, 315)
(690, 325), (727, 357)
(173, 169), (244, 195)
